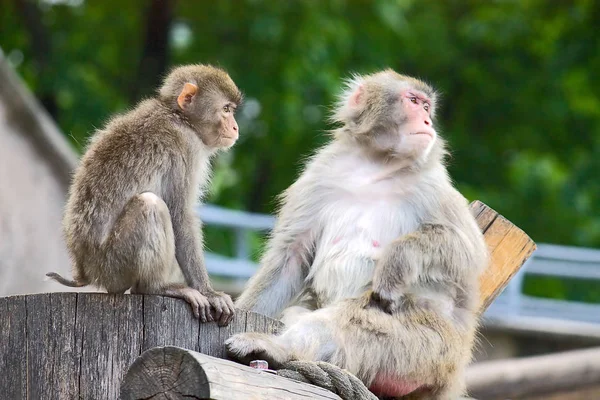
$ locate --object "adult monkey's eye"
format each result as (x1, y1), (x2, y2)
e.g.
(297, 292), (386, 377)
(223, 105), (230, 113)
(410, 97), (418, 104)
(424, 103), (430, 112)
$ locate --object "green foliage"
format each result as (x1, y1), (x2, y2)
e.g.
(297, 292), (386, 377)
(524, 276), (600, 304)
(1, 0), (599, 298)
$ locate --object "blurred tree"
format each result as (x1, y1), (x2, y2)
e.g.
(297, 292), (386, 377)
(133, 0), (174, 101)
(11, 0), (57, 117)
(1, 0), (599, 299)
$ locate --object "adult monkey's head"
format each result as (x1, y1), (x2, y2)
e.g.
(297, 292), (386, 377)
(332, 69), (442, 167)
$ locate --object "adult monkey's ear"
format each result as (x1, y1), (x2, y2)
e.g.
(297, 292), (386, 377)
(177, 83), (199, 110)
(348, 84), (364, 108)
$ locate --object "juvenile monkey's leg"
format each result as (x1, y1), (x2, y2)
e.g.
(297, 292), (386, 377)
(104, 192), (212, 321)
(225, 308), (337, 368)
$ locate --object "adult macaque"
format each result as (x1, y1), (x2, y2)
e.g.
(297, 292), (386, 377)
(226, 70), (488, 398)
(47, 64), (241, 326)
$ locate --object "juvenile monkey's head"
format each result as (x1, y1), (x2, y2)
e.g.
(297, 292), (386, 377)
(332, 69), (441, 164)
(159, 64), (243, 149)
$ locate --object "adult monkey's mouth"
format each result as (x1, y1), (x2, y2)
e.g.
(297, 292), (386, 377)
(410, 131), (433, 138)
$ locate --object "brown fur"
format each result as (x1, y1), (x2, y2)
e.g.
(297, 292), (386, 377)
(47, 64), (242, 325)
(226, 70), (488, 398)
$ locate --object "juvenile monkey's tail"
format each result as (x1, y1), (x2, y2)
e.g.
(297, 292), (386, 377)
(45, 272), (90, 287)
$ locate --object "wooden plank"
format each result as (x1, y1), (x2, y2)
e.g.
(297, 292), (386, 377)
(469, 200), (498, 233)
(194, 309), (283, 359)
(26, 293), (79, 400)
(198, 308), (248, 359)
(0, 295), (27, 399)
(481, 224), (536, 309)
(466, 346), (600, 399)
(120, 346), (342, 400)
(468, 201), (536, 310)
(478, 213), (514, 253)
(143, 295), (200, 352)
(75, 293), (144, 400)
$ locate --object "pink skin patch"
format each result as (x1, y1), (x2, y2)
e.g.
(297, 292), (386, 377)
(400, 90), (435, 139)
(332, 237), (341, 244)
(372, 240), (380, 247)
(369, 374), (423, 397)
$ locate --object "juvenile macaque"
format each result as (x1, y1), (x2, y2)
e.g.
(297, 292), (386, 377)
(226, 70), (488, 398)
(47, 64), (242, 326)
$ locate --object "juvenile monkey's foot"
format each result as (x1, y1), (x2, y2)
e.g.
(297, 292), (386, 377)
(225, 333), (290, 369)
(203, 290), (235, 326)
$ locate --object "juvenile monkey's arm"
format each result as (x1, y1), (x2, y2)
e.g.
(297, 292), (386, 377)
(164, 159), (212, 292)
(168, 175), (236, 325)
(172, 205), (211, 291)
(235, 180), (320, 318)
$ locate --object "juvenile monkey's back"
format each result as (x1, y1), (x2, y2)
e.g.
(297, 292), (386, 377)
(64, 99), (183, 249)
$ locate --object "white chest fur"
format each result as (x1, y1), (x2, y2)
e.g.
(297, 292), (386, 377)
(307, 150), (426, 306)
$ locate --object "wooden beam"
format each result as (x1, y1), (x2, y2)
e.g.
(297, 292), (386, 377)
(120, 346), (342, 400)
(466, 346), (600, 399)
(469, 200), (536, 310)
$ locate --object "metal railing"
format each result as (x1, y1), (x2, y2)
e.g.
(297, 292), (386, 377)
(197, 204), (274, 279)
(484, 243), (600, 327)
(197, 204), (600, 329)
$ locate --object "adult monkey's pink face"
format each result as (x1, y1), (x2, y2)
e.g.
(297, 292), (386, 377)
(398, 88), (435, 154)
(332, 69), (439, 163)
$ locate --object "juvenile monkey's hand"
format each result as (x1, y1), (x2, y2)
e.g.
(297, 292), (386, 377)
(175, 287), (212, 322)
(202, 290), (235, 326)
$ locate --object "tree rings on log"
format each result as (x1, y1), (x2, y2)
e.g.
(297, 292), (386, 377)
(121, 346), (342, 400)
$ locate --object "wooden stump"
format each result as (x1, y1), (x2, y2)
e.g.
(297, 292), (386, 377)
(0, 293), (282, 400)
(120, 346), (342, 400)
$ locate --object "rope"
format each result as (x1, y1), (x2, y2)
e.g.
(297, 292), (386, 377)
(276, 360), (378, 400)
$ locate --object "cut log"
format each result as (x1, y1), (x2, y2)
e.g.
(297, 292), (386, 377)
(120, 346), (342, 400)
(0, 293), (282, 399)
(466, 346), (600, 399)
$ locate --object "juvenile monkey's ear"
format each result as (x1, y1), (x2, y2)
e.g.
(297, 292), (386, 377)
(177, 83), (199, 110)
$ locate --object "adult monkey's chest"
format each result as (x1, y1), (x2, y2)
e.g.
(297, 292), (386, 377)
(317, 184), (421, 252)
(306, 193), (421, 306)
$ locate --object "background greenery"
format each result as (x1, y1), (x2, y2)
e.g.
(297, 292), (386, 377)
(2, 0), (599, 301)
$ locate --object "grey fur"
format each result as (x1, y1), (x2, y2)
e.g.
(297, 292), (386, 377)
(226, 70), (488, 398)
(47, 64), (241, 326)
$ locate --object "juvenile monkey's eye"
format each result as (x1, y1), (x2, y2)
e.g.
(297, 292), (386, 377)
(424, 104), (430, 112)
(410, 97), (418, 104)
(223, 105), (231, 113)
